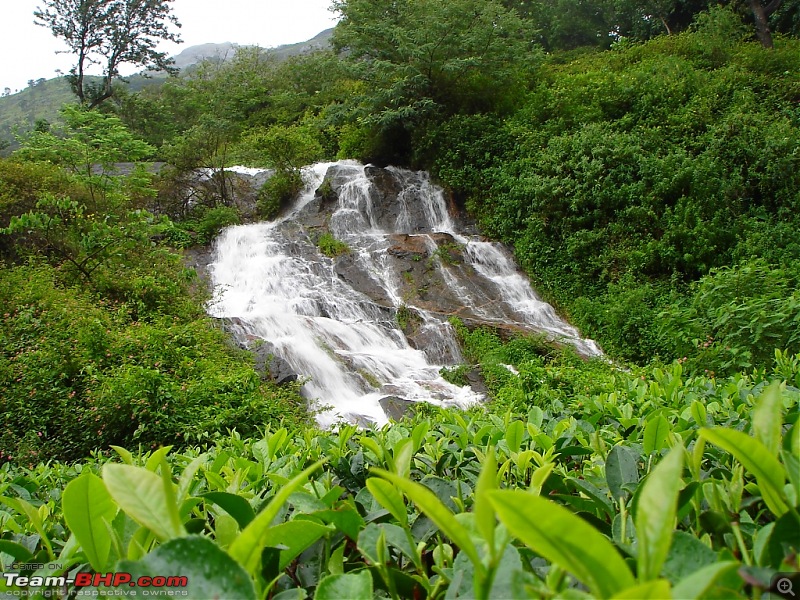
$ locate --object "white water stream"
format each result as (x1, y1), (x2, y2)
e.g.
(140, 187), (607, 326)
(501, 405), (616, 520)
(208, 162), (601, 426)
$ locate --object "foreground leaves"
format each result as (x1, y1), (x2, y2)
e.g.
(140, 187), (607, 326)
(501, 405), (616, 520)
(488, 490), (635, 598)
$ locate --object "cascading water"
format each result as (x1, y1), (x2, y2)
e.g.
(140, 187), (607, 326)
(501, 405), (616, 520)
(208, 161), (601, 426)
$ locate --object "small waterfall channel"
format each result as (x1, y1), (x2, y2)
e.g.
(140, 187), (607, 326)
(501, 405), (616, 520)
(208, 161), (601, 426)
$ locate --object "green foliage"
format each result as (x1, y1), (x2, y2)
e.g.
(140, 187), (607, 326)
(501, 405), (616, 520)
(0, 354), (798, 597)
(172, 204), (241, 247)
(436, 29), (800, 365)
(257, 170), (303, 219)
(3, 6), (800, 599)
(331, 0), (539, 162)
(232, 125), (323, 171)
(317, 232), (350, 258)
(0, 263), (308, 462)
(661, 260), (800, 375)
(0, 111), (307, 463)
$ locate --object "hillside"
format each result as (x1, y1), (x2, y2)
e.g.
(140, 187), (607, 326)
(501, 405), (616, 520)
(0, 28), (334, 153)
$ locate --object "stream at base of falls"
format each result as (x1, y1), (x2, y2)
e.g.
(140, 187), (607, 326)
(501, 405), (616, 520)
(208, 161), (601, 427)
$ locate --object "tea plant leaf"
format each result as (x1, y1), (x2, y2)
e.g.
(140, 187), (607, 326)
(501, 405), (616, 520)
(530, 463), (554, 496)
(475, 446), (497, 551)
(690, 401), (707, 426)
(176, 453), (207, 504)
(606, 445), (640, 500)
(110, 446), (134, 465)
(145, 446), (172, 471)
(767, 512), (800, 569)
(0, 496), (54, 559)
(315, 571), (372, 600)
(103, 464), (185, 542)
(62, 473), (118, 572)
(505, 420), (525, 454)
(643, 415), (671, 455)
(700, 428), (788, 516)
(671, 561), (740, 599)
(313, 506), (366, 541)
(358, 522), (417, 565)
(411, 420), (430, 452)
(366, 478), (407, 526)
(372, 468), (484, 577)
(393, 437), (414, 478)
(118, 535), (256, 600)
(261, 520), (332, 571)
(636, 446), (684, 581)
(663, 531), (718, 582)
(229, 460), (325, 574)
(782, 449), (800, 501)
(488, 490), (634, 598)
(612, 579), (672, 599)
(202, 491), (256, 530)
(752, 382), (783, 456)
(0, 541), (33, 563)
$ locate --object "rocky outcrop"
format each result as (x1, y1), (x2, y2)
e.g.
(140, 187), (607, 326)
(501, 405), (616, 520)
(206, 162), (600, 426)
(218, 317), (300, 385)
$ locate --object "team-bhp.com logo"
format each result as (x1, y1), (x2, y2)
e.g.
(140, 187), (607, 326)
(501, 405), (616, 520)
(3, 572), (188, 595)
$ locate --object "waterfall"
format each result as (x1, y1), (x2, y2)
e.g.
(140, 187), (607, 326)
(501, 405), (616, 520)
(208, 161), (601, 427)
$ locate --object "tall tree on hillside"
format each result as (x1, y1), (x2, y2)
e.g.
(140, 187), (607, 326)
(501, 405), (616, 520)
(34, 0), (181, 108)
(332, 0), (538, 131)
(747, 0), (782, 47)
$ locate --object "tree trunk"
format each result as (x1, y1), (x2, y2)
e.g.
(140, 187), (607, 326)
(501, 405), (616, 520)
(749, 0), (775, 48)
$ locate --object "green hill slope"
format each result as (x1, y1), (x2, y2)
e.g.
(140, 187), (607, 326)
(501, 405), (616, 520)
(0, 29), (334, 153)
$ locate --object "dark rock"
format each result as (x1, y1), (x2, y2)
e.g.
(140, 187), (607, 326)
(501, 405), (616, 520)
(341, 413), (379, 428)
(464, 369), (489, 395)
(251, 340), (299, 384)
(334, 254), (394, 307)
(379, 396), (419, 421)
(294, 197), (328, 228)
(387, 234), (430, 259)
(226, 169), (274, 220)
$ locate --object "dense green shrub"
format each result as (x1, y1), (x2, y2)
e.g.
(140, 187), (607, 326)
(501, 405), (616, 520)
(317, 232), (350, 258)
(661, 259), (800, 375)
(193, 205), (241, 245)
(0, 263), (308, 463)
(433, 31), (800, 366)
(257, 170), (303, 219)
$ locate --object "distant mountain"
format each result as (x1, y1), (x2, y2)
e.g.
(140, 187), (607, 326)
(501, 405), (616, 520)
(0, 28), (334, 154)
(172, 42), (240, 70)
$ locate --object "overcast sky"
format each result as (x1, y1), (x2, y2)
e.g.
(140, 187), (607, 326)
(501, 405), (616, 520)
(0, 0), (339, 93)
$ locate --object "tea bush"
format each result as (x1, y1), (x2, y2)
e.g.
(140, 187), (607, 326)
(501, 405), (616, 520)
(1, 346), (797, 598)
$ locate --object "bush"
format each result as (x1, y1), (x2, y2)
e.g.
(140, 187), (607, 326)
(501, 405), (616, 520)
(195, 205), (240, 245)
(660, 259), (800, 375)
(0, 261), (308, 463)
(257, 170), (303, 219)
(317, 232), (350, 258)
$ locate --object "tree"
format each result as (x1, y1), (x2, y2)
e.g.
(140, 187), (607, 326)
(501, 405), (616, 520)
(331, 0), (538, 163)
(4, 105), (160, 287)
(332, 0), (538, 124)
(747, 0), (782, 47)
(34, 0), (181, 108)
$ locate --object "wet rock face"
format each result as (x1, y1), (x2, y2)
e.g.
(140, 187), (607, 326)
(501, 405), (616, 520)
(290, 165), (597, 359)
(209, 162), (601, 427)
(218, 317), (299, 385)
(160, 167), (274, 221)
